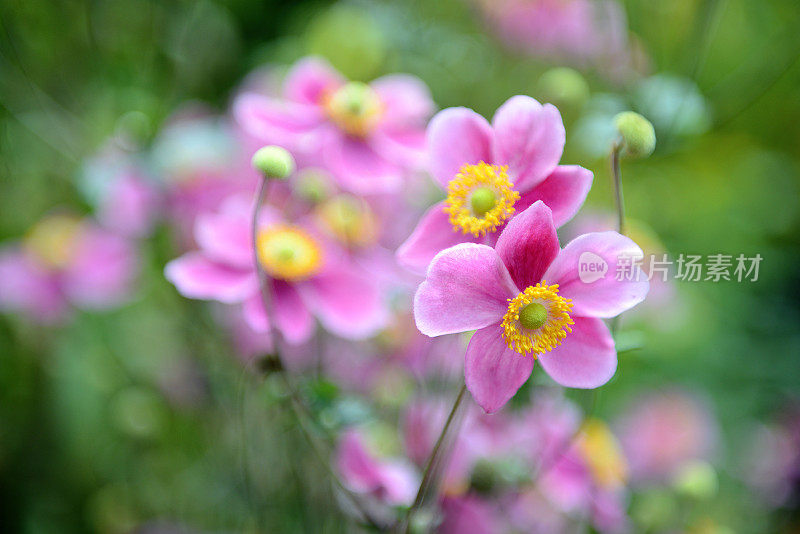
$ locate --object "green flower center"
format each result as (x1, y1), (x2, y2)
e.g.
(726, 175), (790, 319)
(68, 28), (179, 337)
(518, 302), (548, 330)
(470, 187), (497, 217)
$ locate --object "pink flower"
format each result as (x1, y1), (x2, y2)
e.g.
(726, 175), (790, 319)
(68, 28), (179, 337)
(81, 146), (161, 238)
(0, 215), (138, 323)
(616, 390), (718, 483)
(164, 196), (388, 345)
(98, 172), (160, 238)
(336, 430), (419, 507)
(414, 201), (648, 413)
(475, 0), (635, 79)
(234, 56), (434, 194)
(397, 95), (593, 273)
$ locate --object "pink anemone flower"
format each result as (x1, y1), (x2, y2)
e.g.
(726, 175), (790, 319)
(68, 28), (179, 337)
(0, 215), (138, 323)
(414, 201), (648, 413)
(165, 196), (388, 345)
(397, 95), (593, 273)
(336, 430), (419, 507)
(234, 56), (434, 195)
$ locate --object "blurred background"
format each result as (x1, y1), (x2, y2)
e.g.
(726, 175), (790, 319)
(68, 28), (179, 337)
(1, 0), (799, 532)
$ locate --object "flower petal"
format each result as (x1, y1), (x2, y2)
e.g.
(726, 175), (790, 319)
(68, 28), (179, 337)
(323, 134), (402, 194)
(538, 316), (616, 388)
(233, 93), (324, 148)
(428, 107), (493, 188)
(465, 324), (535, 414)
(165, 253), (256, 304)
(371, 128), (427, 169)
(283, 56), (344, 105)
(337, 431), (383, 494)
(491, 96), (565, 190)
(194, 210), (252, 269)
(273, 280), (315, 344)
(543, 231), (649, 317)
(414, 244), (518, 337)
(0, 248), (65, 323)
(63, 228), (137, 309)
(371, 74), (434, 127)
(516, 165), (593, 228)
(495, 201), (560, 290)
(396, 202), (479, 274)
(300, 265), (388, 339)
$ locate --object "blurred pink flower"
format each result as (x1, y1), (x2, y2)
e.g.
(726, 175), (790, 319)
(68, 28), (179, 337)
(336, 430), (419, 507)
(616, 390), (718, 483)
(397, 96), (592, 273)
(414, 201), (648, 413)
(81, 146), (161, 238)
(234, 56), (434, 194)
(475, 0), (635, 79)
(165, 196), (388, 345)
(745, 406), (800, 506)
(0, 215), (138, 323)
(98, 172), (161, 238)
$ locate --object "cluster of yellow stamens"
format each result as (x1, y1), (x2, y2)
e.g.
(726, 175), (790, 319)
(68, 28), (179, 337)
(315, 194), (378, 248)
(256, 225), (322, 281)
(577, 419), (629, 489)
(322, 82), (383, 138)
(443, 162), (520, 237)
(24, 214), (84, 269)
(501, 281), (574, 355)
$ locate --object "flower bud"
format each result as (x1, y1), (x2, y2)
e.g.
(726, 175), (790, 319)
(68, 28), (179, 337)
(672, 460), (718, 500)
(294, 168), (334, 204)
(251, 145), (295, 179)
(537, 67), (590, 109)
(613, 111), (656, 158)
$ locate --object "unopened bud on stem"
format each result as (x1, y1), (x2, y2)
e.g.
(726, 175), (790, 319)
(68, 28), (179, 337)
(613, 111), (656, 158)
(252, 145), (295, 179)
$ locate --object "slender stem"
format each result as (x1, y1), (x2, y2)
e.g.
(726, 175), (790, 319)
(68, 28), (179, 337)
(401, 384), (468, 533)
(610, 142), (626, 335)
(250, 178), (385, 530)
(610, 141), (625, 236)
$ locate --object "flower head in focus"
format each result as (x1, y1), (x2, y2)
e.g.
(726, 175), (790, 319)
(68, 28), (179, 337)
(234, 56), (434, 194)
(397, 96), (593, 273)
(414, 201), (648, 413)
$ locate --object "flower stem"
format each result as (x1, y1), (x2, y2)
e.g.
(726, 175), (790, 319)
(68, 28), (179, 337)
(250, 178), (386, 530)
(401, 383), (468, 533)
(610, 141), (625, 236)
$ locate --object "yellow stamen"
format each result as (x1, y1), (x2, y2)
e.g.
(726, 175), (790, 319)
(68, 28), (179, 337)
(322, 82), (383, 138)
(23, 214), (84, 269)
(315, 194), (378, 247)
(444, 162), (520, 237)
(256, 225), (322, 281)
(577, 419), (629, 489)
(501, 281), (574, 355)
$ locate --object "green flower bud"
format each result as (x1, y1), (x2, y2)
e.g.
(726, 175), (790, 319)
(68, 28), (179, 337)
(672, 461), (718, 500)
(252, 145), (295, 179)
(613, 111), (656, 158)
(470, 459), (500, 495)
(537, 67), (590, 108)
(294, 168), (334, 204)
